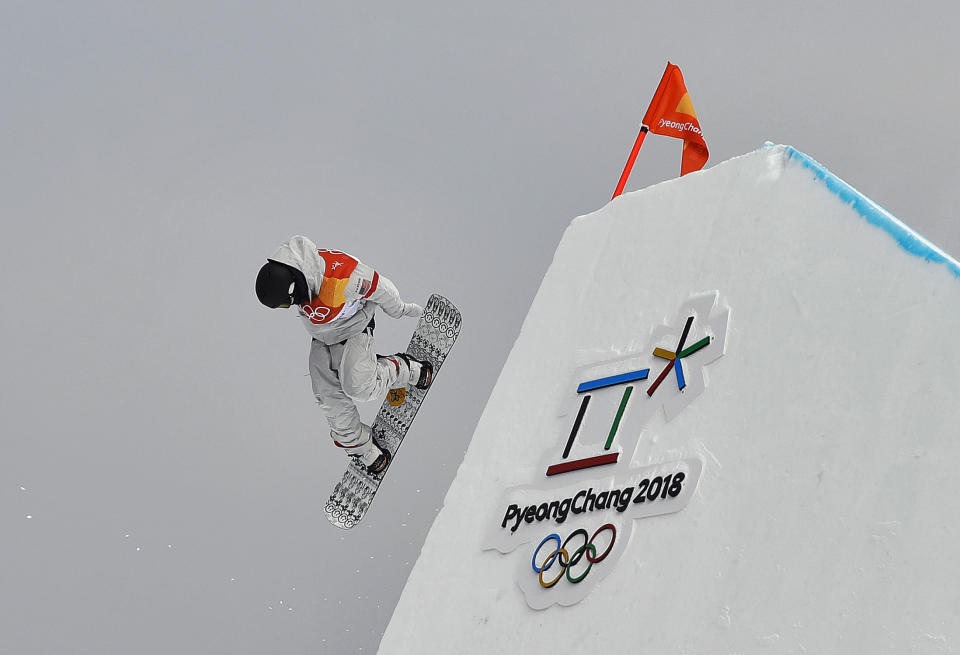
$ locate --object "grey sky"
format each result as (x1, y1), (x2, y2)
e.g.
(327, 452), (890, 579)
(2, 2), (957, 653)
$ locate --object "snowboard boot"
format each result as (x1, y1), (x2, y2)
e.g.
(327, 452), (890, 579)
(355, 442), (390, 475)
(395, 353), (433, 390)
(337, 425), (390, 475)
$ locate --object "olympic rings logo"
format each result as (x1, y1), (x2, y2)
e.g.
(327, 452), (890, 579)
(531, 524), (616, 588)
(300, 305), (331, 321)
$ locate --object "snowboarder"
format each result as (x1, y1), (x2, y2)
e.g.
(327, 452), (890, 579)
(255, 236), (432, 475)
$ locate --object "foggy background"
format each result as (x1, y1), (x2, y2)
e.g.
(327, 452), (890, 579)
(2, 2), (958, 653)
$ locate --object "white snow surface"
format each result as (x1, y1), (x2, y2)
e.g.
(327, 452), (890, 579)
(379, 144), (960, 653)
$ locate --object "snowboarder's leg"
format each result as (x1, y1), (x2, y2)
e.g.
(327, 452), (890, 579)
(308, 339), (387, 473)
(339, 331), (415, 401)
(309, 339), (361, 442)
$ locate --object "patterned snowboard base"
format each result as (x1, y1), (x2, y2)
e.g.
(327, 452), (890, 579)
(323, 294), (461, 529)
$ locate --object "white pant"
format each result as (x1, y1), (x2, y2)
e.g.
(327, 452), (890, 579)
(308, 332), (409, 452)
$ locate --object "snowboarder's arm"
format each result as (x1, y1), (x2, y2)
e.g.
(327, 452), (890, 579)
(342, 259), (421, 319)
(365, 273), (421, 318)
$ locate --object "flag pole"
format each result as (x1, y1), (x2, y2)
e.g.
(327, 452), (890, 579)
(611, 124), (649, 200)
(610, 62), (675, 200)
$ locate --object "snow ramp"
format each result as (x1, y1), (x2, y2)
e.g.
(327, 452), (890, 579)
(380, 144), (960, 653)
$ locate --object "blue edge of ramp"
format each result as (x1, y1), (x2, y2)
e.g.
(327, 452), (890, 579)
(771, 143), (960, 279)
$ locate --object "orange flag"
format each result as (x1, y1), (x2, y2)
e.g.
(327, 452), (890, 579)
(612, 63), (709, 198)
(643, 62), (708, 176)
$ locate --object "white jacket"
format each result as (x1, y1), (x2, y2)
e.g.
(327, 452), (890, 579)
(268, 235), (413, 345)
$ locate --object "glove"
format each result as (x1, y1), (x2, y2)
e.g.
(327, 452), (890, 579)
(402, 302), (423, 318)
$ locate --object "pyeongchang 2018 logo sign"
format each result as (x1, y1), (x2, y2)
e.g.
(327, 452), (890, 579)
(482, 292), (730, 610)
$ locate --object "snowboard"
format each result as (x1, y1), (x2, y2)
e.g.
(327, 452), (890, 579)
(323, 294), (461, 529)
